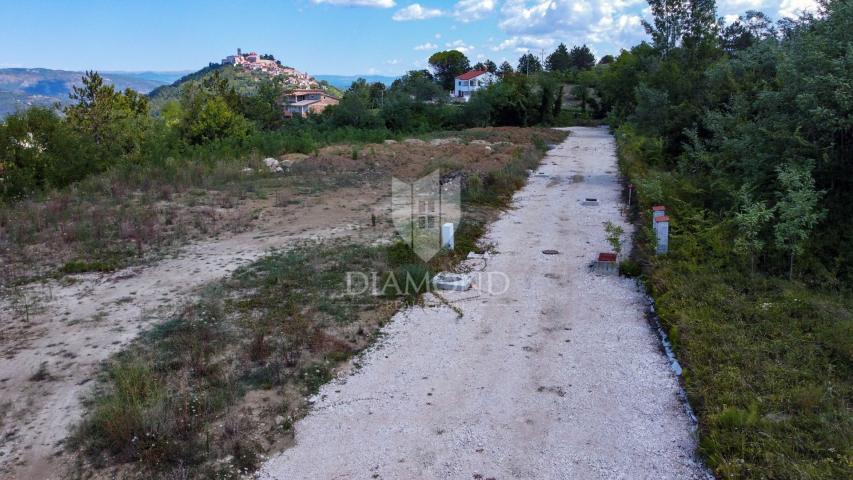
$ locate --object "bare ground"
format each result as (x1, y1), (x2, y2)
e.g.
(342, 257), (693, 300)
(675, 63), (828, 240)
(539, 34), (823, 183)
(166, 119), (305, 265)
(259, 127), (708, 479)
(0, 184), (389, 480)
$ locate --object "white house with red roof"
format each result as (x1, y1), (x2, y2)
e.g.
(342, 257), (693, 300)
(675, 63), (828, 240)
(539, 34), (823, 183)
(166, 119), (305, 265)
(453, 70), (497, 101)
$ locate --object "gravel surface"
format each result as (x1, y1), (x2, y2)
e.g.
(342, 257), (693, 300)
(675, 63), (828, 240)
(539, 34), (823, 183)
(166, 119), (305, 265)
(259, 127), (707, 479)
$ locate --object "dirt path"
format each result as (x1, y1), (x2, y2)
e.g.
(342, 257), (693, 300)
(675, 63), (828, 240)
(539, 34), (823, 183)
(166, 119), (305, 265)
(0, 186), (388, 479)
(259, 127), (707, 479)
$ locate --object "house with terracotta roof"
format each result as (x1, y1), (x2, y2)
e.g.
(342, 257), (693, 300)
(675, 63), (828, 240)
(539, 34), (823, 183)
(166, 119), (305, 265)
(282, 89), (339, 118)
(452, 70), (497, 101)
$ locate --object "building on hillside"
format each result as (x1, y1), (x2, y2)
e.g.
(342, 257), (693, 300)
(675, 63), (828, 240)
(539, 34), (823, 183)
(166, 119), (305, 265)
(282, 89), (339, 118)
(221, 49), (319, 89)
(452, 70), (497, 101)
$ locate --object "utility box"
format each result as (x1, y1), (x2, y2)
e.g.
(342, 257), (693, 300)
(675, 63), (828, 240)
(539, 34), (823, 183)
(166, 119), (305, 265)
(441, 223), (454, 250)
(654, 215), (669, 254)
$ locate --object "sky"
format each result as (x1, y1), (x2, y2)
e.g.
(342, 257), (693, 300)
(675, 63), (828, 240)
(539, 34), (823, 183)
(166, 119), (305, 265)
(0, 0), (821, 76)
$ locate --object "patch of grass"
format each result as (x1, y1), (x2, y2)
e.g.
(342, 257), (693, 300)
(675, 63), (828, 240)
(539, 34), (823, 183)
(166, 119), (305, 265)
(618, 259), (641, 278)
(60, 259), (119, 274)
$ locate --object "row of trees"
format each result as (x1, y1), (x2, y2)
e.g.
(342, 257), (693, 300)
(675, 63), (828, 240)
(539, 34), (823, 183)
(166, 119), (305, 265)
(0, 58), (569, 200)
(426, 43), (599, 90)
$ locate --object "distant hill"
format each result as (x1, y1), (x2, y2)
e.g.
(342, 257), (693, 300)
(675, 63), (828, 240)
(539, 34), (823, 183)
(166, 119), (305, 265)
(102, 70), (194, 85)
(314, 74), (398, 89)
(0, 68), (170, 117)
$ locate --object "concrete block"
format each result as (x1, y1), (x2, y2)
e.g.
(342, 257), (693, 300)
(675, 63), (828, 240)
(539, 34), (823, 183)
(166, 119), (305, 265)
(594, 252), (618, 275)
(432, 272), (472, 291)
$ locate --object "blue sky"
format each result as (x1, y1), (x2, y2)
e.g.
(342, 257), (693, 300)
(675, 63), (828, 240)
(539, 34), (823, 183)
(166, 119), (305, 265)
(0, 0), (820, 75)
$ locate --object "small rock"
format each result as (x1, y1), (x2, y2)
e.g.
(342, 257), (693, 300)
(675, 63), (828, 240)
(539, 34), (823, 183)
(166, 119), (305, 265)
(263, 157), (283, 173)
(429, 137), (461, 146)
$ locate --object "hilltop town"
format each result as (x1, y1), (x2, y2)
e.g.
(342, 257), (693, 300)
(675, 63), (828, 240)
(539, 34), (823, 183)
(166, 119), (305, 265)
(221, 48), (318, 90)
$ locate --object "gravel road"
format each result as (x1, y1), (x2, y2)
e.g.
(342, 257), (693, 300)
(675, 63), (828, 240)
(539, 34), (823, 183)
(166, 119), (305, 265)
(259, 127), (706, 479)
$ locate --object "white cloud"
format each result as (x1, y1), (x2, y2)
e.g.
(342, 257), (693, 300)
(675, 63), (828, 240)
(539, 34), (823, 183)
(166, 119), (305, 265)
(778, 0), (820, 18)
(492, 35), (557, 53)
(312, 0), (396, 7)
(392, 3), (444, 21)
(386, 59), (401, 64)
(446, 39), (475, 54)
(414, 42), (439, 50)
(453, 0), (496, 22)
(496, 0), (645, 56)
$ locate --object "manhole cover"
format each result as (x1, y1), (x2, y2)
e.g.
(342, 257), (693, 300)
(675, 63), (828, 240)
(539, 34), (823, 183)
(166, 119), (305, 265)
(542, 250), (560, 255)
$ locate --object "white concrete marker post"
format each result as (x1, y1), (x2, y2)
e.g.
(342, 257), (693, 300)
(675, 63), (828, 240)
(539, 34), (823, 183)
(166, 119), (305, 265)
(654, 215), (669, 254)
(441, 222), (454, 250)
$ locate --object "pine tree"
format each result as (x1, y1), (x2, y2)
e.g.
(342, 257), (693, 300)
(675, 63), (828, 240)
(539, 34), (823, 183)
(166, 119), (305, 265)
(545, 43), (571, 72)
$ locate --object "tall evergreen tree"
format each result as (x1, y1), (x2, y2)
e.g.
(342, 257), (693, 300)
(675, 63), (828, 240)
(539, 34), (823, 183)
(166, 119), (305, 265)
(568, 45), (596, 70)
(498, 61), (514, 77)
(545, 43), (571, 72)
(517, 53), (542, 75)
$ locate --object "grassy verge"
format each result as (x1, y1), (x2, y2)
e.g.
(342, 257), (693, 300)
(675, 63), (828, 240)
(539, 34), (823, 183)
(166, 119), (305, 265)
(616, 126), (852, 479)
(70, 129), (566, 478)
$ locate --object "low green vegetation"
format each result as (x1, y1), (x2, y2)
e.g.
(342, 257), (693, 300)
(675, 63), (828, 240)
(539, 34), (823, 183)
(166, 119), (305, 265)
(602, 2), (852, 477)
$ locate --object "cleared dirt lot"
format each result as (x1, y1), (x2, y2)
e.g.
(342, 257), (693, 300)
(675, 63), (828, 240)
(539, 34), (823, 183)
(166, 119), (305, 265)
(0, 128), (562, 479)
(259, 127), (707, 479)
(0, 187), (386, 479)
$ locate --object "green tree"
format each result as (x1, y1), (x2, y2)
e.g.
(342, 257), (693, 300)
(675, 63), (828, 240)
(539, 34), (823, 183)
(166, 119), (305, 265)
(569, 44), (596, 70)
(517, 53), (542, 75)
(773, 163), (825, 279)
(368, 82), (387, 108)
(0, 108), (94, 199)
(498, 61), (514, 77)
(733, 190), (775, 273)
(553, 85), (564, 118)
(389, 70), (444, 102)
(546, 43), (572, 72)
(185, 96), (250, 144)
(64, 71), (150, 160)
(239, 78), (285, 130)
(643, 0), (718, 55)
(720, 10), (775, 52)
(428, 50), (471, 91)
